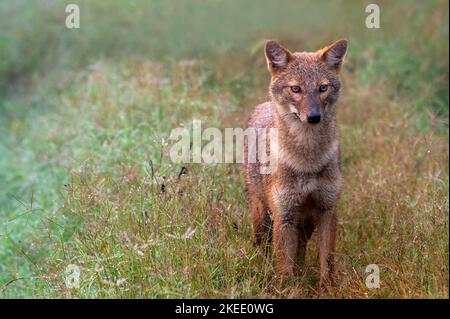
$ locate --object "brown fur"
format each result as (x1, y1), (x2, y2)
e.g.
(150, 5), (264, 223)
(243, 39), (348, 286)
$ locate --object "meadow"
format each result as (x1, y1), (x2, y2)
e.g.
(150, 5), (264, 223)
(0, 0), (448, 298)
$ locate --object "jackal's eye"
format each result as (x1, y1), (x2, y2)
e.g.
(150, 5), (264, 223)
(290, 85), (301, 93)
(319, 84), (328, 93)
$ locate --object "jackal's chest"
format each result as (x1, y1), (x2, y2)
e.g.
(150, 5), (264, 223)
(273, 174), (319, 203)
(270, 168), (341, 214)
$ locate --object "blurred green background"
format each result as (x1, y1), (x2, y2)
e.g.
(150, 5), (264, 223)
(1, 0), (448, 114)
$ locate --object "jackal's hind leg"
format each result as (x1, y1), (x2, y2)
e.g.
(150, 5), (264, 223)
(250, 196), (272, 249)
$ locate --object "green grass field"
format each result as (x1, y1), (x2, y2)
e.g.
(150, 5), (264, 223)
(0, 0), (448, 298)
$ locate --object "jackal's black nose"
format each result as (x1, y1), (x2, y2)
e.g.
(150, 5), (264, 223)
(307, 113), (321, 124)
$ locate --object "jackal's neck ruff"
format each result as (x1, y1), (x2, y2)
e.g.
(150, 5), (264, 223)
(273, 102), (339, 174)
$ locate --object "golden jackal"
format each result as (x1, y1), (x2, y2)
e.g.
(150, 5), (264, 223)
(243, 39), (348, 286)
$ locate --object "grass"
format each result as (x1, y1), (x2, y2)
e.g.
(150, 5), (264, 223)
(0, 0), (448, 298)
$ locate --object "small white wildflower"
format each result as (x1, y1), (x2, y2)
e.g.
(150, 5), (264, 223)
(116, 278), (127, 286)
(183, 227), (196, 239)
(133, 244), (144, 257)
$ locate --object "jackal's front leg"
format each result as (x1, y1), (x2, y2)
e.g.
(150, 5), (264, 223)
(272, 213), (299, 277)
(296, 221), (314, 273)
(317, 209), (337, 287)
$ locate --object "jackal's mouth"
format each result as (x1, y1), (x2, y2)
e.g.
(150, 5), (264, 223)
(287, 104), (302, 122)
(281, 112), (301, 122)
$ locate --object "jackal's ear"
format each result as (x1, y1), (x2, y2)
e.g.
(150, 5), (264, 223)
(264, 40), (293, 74)
(319, 39), (348, 71)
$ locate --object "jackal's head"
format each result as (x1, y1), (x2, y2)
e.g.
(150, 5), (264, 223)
(265, 39), (348, 125)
